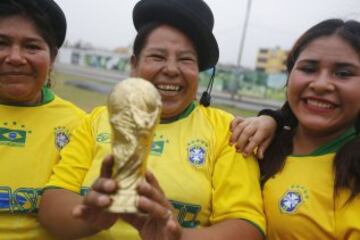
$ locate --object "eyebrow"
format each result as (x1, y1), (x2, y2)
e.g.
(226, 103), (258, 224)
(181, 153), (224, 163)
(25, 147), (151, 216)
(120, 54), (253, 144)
(335, 62), (360, 69)
(297, 59), (360, 68)
(145, 47), (197, 56)
(0, 34), (45, 43)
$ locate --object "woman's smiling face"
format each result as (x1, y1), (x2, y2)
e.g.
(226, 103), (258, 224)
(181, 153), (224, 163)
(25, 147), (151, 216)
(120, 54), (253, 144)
(131, 24), (199, 120)
(0, 15), (53, 106)
(287, 35), (360, 136)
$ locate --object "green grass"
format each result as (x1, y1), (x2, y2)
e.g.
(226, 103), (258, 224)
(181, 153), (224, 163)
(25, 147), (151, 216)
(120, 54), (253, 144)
(52, 71), (108, 112)
(213, 104), (256, 117)
(51, 71), (257, 116)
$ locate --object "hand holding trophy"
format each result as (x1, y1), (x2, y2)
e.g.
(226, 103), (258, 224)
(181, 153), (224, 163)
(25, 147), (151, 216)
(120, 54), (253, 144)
(107, 78), (162, 213)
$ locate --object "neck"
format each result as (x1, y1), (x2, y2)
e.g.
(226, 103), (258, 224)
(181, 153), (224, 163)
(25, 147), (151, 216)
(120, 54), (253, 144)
(160, 102), (196, 124)
(293, 124), (353, 155)
(0, 92), (42, 107)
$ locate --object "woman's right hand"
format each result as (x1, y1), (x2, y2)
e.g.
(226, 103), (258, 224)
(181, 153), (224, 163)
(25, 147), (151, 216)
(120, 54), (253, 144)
(72, 155), (120, 232)
(121, 171), (182, 240)
(230, 115), (277, 159)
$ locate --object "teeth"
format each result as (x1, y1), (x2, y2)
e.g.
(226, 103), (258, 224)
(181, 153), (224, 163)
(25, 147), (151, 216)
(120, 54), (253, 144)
(307, 99), (333, 109)
(156, 84), (180, 91)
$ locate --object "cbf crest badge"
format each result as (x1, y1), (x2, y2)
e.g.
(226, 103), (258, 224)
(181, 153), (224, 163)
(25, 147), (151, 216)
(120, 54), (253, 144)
(279, 185), (309, 214)
(54, 126), (70, 150)
(187, 139), (208, 167)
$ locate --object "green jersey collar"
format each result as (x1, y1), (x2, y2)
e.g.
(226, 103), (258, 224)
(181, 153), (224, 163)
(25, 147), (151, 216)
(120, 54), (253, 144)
(293, 127), (357, 157)
(160, 101), (196, 124)
(41, 86), (55, 104)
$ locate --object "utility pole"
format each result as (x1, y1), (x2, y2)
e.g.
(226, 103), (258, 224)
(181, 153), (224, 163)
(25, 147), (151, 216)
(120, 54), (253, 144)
(233, 0), (252, 100)
(236, 0), (252, 67)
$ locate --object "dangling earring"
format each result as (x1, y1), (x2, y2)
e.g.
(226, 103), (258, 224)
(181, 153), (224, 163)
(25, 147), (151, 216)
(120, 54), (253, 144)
(46, 70), (52, 88)
(46, 77), (52, 88)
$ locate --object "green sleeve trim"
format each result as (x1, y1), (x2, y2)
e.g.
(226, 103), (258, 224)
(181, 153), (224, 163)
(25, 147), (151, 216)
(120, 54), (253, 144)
(43, 186), (63, 190)
(43, 186), (82, 195)
(240, 218), (266, 238)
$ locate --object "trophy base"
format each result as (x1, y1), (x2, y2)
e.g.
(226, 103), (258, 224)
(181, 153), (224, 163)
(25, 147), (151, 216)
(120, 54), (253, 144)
(108, 190), (139, 213)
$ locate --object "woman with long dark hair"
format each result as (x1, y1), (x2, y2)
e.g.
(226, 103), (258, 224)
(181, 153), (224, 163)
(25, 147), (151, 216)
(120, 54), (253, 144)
(233, 18), (360, 239)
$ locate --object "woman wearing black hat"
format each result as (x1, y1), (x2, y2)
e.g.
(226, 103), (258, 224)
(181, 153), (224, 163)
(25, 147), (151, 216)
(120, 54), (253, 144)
(39, 0), (265, 239)
(0, 0), (85, 239)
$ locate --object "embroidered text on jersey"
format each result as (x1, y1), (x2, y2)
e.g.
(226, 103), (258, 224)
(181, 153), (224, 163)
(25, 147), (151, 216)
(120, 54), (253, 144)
(170, 200), (201, 228)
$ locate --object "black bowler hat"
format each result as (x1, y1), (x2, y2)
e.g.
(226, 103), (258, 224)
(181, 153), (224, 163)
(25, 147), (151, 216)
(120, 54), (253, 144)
(133, 0), (219, 71)
(32, 0), (67, 48)
(0, 0), (67, 48)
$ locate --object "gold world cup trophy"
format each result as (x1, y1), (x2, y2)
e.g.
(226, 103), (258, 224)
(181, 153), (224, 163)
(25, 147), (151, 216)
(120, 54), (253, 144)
(107, 78), (162, 213)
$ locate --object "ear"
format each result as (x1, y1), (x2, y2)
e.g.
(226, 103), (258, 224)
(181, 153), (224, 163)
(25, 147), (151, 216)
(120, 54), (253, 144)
(130, 55), (138, 77)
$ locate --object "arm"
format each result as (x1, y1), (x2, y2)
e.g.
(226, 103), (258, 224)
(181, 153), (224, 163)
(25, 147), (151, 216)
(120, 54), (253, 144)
(39, 189), (97, 239)
(39, 156), (119, 239)
(39, 108), (117, 239)
(123, 110), (265, 239)
(63, 155), (264, 240)
(182, 219), (262, 240)
(124, 171), (263, 240)
(230, 109), (283, 159)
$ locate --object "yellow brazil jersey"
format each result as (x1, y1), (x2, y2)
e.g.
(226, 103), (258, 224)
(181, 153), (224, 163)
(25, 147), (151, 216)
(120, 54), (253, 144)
(263, 128), (360, 240)
(0, 88), (85, 240)
(47, 102), (266, 240)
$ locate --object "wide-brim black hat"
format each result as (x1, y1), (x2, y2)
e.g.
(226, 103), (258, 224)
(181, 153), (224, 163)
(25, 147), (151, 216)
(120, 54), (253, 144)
(0, 0), (67, 48)
(133, 0), (219, 71)
(33, 0), (67, 48)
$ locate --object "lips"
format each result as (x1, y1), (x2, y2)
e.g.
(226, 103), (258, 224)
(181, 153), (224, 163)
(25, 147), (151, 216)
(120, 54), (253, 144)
(0, 72), (32, 76)
(156, 84), (182, 92)
(302, 96), (338, 112)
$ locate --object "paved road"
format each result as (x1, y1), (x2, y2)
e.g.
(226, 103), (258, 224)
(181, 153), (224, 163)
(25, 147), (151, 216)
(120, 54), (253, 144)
(55, 63), (284, 112)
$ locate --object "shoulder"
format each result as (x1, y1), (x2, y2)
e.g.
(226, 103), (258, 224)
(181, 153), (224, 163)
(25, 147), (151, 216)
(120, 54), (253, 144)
(197, 105), (234, 126)
(87, 106), (108, 121)
(52, 95), (86, 118)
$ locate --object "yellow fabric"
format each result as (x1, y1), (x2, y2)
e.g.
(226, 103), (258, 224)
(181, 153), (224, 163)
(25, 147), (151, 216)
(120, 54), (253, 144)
(263, 153), (360, 240)
(0, 96), (85, 240)
(47, 105), (265, 239)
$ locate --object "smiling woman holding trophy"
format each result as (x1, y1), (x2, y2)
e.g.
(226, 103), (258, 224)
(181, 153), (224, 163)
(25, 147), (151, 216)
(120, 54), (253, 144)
(39, 0), (265, 239)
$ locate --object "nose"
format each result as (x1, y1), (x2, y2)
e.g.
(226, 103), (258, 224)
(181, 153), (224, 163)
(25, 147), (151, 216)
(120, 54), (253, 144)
(309, 71), (335, 93)
(5, 46), (26, 66)
(163, 58), (180, 77)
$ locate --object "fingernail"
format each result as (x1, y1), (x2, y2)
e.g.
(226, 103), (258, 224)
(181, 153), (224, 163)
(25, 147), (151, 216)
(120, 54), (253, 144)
(99, 195), (110, 206)
(104, 181), (116, 191)
(72, 207), (81, 217)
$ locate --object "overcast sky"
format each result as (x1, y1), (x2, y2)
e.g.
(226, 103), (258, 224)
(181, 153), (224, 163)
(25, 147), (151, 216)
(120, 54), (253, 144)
(55, 0), (360, 68)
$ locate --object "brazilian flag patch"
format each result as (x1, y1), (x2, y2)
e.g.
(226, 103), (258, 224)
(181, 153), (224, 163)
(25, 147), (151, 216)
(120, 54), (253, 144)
(151, 141), (165, 156)
(0, 128), (27, 147)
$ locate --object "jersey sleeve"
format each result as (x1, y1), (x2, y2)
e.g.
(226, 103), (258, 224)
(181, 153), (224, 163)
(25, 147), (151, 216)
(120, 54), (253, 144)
(45, 107), (102, 193)
(208, 109), (266, 234)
